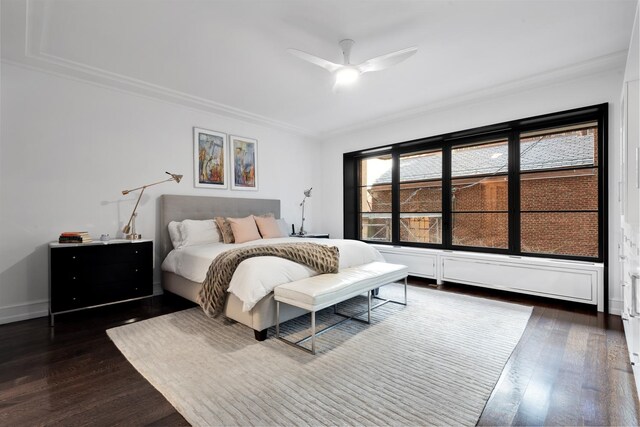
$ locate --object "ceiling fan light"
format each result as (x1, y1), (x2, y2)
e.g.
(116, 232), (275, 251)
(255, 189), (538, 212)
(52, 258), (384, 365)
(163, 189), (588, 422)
(335, 67), (360, 85)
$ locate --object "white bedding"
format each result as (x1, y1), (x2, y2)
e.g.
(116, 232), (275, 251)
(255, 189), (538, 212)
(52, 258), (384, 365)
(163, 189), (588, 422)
(161, 237), (384, 312)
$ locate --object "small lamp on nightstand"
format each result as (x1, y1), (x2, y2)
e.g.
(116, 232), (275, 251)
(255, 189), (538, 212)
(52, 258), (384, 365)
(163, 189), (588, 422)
(298, 187), (312, 235)
(122, 171), (182, 239)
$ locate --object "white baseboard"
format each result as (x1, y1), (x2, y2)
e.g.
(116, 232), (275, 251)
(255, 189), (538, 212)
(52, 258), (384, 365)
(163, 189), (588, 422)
(609, 298), (623, 316)
(0, 300), (49, 325)
(0, 282), (164, 325)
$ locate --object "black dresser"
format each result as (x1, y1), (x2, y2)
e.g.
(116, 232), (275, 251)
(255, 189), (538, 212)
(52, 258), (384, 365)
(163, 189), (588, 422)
(49, 239), (153, 325)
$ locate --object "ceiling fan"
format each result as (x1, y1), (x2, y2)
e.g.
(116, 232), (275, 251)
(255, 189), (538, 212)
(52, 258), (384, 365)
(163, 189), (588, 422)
(287, 39), (417, 89)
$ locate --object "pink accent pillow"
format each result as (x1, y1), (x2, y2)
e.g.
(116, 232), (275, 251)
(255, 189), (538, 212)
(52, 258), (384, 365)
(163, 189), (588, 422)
(255, 215), (286, 238)
(227, 215), (262, 244)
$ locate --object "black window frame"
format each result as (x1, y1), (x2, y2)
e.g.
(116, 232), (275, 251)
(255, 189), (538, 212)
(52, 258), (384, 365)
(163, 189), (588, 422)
(344, 103), (607, 265)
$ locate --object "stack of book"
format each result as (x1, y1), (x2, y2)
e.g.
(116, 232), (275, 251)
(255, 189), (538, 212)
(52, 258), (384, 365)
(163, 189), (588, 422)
(58, 232), (92, 244)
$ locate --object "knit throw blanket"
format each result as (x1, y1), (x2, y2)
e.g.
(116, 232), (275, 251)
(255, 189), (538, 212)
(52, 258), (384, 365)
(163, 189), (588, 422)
(198, 243), (340, 317)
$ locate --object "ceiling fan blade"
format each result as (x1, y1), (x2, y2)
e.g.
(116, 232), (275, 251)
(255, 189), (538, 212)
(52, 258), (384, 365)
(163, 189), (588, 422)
(287, 48), (342, 73)
(357, 47), (418, 73)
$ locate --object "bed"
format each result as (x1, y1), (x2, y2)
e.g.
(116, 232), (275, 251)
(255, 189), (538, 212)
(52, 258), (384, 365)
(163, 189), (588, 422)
(159, 194), (384, 340)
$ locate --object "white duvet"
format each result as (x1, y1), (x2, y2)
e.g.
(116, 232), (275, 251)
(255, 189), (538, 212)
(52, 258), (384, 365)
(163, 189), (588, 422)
(161, 237), (384, 312)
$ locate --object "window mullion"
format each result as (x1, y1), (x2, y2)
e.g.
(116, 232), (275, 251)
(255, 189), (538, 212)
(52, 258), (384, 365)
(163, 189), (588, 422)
(391, 148), (400, 244)
(508, 130), (521, 253)
(442, 145), (452, 248)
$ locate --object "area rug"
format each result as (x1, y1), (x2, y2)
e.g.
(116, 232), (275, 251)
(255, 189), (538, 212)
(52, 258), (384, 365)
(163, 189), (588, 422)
(107, 285), (532, 426)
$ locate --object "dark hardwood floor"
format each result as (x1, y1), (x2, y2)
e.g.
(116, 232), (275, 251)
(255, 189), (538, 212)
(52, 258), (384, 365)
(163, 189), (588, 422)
(435, 281), (640, 426)
(0, 281), (638, 426)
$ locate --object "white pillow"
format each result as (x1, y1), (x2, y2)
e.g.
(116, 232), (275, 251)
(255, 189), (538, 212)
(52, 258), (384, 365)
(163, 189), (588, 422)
(277, 218), (291, 236)
(168, 221), (183, 249)
(179, 219), (221, 247)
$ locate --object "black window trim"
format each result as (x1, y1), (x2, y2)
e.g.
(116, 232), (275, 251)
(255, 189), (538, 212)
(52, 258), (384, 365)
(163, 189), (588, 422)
(344, 103), (608, 268)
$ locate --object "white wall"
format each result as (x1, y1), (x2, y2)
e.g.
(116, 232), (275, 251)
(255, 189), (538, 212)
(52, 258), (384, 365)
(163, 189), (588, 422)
(319, 68), (625, 313)
(0, 62), (320, 324)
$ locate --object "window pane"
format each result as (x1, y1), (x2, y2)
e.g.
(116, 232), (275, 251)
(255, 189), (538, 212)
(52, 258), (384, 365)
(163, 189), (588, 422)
(452, 139), (508, 178)
(520, 122), (599, 259)
(521, 169), (598, 211)
(451, 139), (508, 249)
(452, 213), (508, 249)
(360, 213), (391, 242)
(400, 149), (443, 245)
(400, 213), (442, 244)
(400, 150), (441, 182)
(400, 182), (442, 212)
(451, 177), (508, 212)
(521, 122), (597, 171)
(521, 212), (598, 257)
(360, 185), (391, 213)
(360, 155), (392, 186)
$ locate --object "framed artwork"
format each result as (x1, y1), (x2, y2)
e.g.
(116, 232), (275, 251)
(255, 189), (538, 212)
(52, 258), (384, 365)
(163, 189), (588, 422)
(194, 127), (227, 189)
(230, 135), (258, 191)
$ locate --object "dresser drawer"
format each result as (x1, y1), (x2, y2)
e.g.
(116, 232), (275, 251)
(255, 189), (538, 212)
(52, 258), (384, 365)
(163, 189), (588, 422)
(51, 281), (152, 312)
(91, 280), (153, 305)
(53, 262), (150, 285)
(51, 241), (151, 266)
(51, 283), (91, 312)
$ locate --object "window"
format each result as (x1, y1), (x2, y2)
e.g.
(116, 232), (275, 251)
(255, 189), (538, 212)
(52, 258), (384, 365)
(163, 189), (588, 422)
(520, 123), (599, 258)
(400, 150), (443, 244)
(344, 104), (606, 262)
(451, 139), (508, 249)
(359, 155), (392, 242)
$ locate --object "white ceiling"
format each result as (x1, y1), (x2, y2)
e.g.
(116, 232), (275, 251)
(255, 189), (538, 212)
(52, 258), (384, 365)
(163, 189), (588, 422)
(1, 0), (637, 136)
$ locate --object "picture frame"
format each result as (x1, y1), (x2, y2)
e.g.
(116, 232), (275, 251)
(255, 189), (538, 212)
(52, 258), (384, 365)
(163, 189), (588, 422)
(230, 135), (258, 191)
(194, 127), (227, 189)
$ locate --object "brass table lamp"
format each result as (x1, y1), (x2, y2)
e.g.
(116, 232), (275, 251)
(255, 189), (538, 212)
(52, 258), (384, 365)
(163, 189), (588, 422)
(298, 187), (312, 235)
(122, 171), (183, 239)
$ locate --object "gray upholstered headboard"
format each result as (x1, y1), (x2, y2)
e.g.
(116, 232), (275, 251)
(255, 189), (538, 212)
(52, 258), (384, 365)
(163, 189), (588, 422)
(159, 194), (280, 259)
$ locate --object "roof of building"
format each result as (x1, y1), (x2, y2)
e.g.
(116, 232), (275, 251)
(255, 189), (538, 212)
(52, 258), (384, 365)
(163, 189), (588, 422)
(372, 133), (595, 184)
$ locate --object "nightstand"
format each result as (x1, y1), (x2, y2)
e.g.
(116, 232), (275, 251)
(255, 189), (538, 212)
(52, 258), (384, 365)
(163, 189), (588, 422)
(49, 239), (153, 325)
(290, 233), (330, 238)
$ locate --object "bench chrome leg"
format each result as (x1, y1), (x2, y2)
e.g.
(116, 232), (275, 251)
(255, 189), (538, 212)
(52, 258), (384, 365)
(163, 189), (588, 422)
(404, 276), (408, 305)
(311, 311), (316, 355)
(276, 301), (280, 338)
(337, 276), (409, 322)
(276, 275), (409, 355)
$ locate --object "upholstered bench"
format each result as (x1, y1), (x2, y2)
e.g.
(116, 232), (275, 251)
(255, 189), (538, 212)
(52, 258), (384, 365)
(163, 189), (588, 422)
(274, 261), (409, 354)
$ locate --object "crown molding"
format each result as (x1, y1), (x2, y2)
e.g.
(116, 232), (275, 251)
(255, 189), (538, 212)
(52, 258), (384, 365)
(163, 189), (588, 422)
(320, 50), (627, 139)
(19, 52), (317, 137)
(19, 0), (316, 138)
